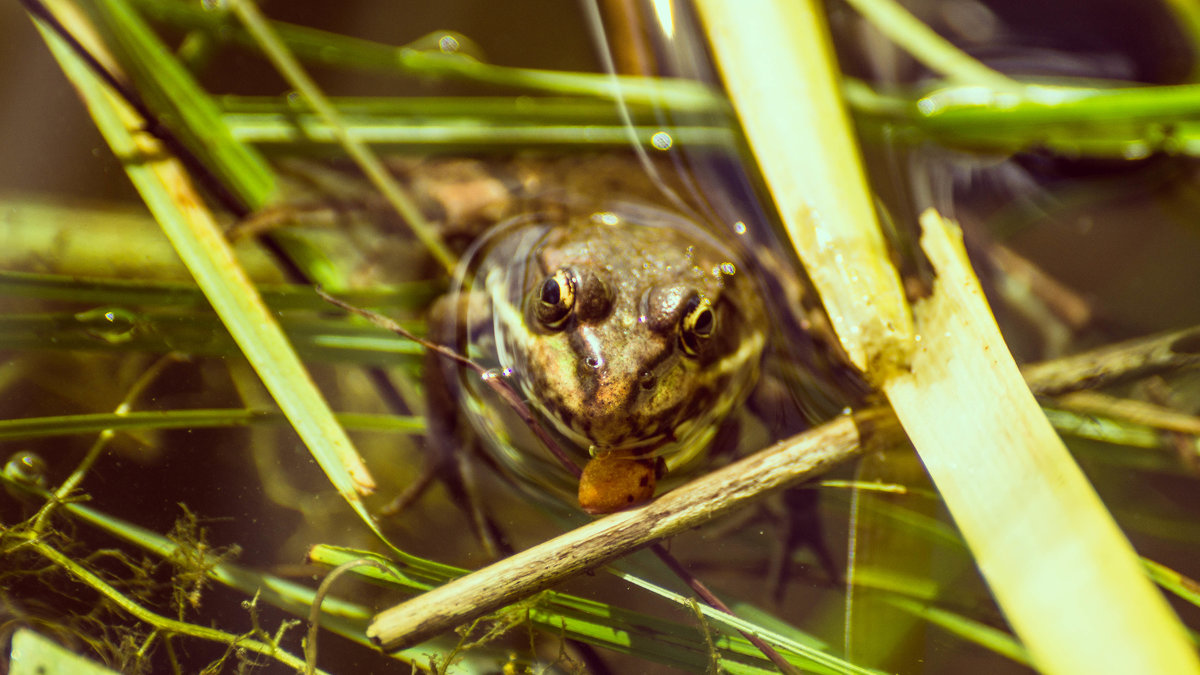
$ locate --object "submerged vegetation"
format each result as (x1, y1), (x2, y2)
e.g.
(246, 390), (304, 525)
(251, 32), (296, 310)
(2, 0), (1200, 673)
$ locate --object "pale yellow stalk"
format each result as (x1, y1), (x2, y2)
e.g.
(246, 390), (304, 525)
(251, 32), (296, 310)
(888, 211), (1198, 673)
(695, 0), (913, 376)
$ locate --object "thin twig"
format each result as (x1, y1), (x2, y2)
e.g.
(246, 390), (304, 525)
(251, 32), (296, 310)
(651, 543), (801, 675)
(364, 319), (1200, 652)
(316, 288), (581, 477)
(305, 558), (401, 675)
(1022, 324), (1200, 396)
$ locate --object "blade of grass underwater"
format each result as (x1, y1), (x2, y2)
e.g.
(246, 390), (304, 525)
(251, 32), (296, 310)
(0, 195), (282, 279)
(843, 79), (1200, 159)
(696, 2), (1200, 673)
(221, 94), (713, 124)
(33, 7), (381, 524)
(846, 444), (942, 669)
(612, 570), (883, 675)
(227, 116), (737, 152)
(883, 595), (1032, 667)
(1043, 408), (1166, 450)
(0, 409), (423, 441)
(1143, 558), (1200, 610)
(853, 78), (1200, 159)
(228, 88), (1200, 159)
(0, 269), (441, 311)
(310, 545), (866, 675)
(0, 309), (426, 366)
(842, 0), (1013, 87)
(219, 94), (737, 151)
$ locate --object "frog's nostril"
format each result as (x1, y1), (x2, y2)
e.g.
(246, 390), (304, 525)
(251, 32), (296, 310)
(638, 371), (656, 390)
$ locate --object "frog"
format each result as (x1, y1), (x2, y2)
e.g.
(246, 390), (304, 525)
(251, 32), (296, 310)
(276, 151), (855, 582)
(413, 153), (847, 518)
(441, 200), (767, 514)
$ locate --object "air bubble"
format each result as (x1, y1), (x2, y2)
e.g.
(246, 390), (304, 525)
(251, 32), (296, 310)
(480, 367), (514, 382)
(75, 307), (137, 344)
(4, 451), (47, 487)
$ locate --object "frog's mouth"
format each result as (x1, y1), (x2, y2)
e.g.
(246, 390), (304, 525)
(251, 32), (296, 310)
(529, 397), (670, 456)
(527, 389), (718, 467)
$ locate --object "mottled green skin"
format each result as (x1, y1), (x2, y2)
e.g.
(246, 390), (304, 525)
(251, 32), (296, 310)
(481, 205), (767, 472)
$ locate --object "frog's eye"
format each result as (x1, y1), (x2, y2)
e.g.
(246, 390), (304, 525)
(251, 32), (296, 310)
(679, 295), (715, 356)
(535, 269), (576, 329)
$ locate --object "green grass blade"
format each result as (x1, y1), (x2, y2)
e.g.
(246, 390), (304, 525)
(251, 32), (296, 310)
(883, 595), (1032, 666)
(1143, 557), (1200, 609)
(87, 0), (275, 209)
(841, 0), (1013, 86)
(612, 569), (882, 675)
(0, 269), (441, 311)
(226, 0), (455, 274)
(125, 0), (726, 113)
(0, 309), (426, 366)
(0, 409), (423, 441)
(309, 545), (863, 674)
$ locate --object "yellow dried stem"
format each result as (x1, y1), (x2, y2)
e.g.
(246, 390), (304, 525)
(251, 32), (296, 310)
(694, 0), (913, 374)
(885, 211), (1198, 674)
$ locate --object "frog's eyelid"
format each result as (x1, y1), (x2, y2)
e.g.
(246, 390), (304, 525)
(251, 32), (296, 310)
(575, 271), (614, 322)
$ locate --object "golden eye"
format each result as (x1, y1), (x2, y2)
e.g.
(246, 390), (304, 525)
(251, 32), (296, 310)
(535, 269), (576, 329)
(680, 295), (715, 356)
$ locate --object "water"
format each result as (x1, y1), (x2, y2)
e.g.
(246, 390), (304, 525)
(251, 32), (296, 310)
(3, 1), (1199, 673)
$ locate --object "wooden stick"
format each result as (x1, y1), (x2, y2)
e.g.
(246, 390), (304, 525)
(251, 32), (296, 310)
(367, 407), (901, 651)
(1021, 324), (1200, 396)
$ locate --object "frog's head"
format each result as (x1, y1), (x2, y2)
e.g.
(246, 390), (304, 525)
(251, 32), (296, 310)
(484, 207), (766, 509)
